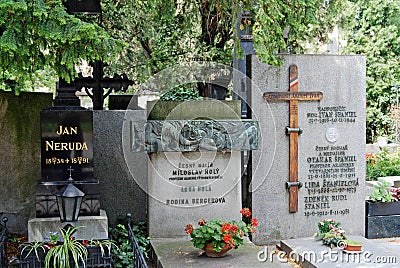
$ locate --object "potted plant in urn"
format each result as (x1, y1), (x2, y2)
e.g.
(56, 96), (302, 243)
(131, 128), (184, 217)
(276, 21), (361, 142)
(185, 208), (258, 257)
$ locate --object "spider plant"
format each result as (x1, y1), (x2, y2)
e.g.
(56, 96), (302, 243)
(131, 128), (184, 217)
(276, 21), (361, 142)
(88, 239), (118, 257)
(21, 240), (47, 262)
(45, 226), (87, 268)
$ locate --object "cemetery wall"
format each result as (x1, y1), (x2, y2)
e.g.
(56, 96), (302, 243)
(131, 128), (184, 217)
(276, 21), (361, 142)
(0, 92), (53, 233)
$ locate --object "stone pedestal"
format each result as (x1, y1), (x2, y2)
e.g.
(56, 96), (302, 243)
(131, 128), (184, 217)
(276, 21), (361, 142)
(28, 210), (108, 241)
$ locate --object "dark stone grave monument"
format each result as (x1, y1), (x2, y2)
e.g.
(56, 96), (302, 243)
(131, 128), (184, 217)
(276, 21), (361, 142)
(35, 109), (101, 218)
(29, 101), (107, 242)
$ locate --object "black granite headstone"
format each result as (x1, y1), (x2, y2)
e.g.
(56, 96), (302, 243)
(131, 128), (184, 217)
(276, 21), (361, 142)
(40, 110), (94, 181)
(36, 109), (100, 218)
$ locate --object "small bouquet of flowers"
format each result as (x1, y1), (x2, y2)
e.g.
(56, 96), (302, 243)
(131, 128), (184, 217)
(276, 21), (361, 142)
(314, 218), (346, 248)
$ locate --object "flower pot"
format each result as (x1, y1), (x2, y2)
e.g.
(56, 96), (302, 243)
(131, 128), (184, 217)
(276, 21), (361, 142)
(202, 243), (231, 258)
(344, 241), (363, 252)
(345, 244), (362, 252)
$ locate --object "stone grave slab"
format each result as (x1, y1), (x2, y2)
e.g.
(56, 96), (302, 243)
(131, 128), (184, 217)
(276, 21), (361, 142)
(28, 210), (108, 241)
(251, 55), (366, 243)
(150, 238), (285, 268)
(280, 236), (399, 267)
(148, 150), (242, 238)
(134, 100), (259, 238)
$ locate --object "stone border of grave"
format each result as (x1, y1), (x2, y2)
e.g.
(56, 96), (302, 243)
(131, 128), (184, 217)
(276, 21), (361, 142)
(0, 217), (8, 267)
(365, 180), (400, 238)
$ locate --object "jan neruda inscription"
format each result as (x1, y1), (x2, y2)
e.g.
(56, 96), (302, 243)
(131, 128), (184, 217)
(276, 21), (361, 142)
(307, 106), (357, 124)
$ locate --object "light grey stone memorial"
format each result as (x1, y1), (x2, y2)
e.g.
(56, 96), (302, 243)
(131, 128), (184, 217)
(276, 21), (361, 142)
(132, 100), (258, 238)
(251, 55), (366, 244)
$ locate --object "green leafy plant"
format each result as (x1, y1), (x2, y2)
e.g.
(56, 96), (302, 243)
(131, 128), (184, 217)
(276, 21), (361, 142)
(109, 221), (150, 268)
(160, 84), (203, 101)
(370, 180), (394, 202)
(44, 226), (87, 268)
(21, 240), (47, 263)
(185, 208), (258, 252)
(87, 239), (118, 257)
(315, 219), (341, 237)
(321, 227), (346, 248)
(366, 150), (400, 181)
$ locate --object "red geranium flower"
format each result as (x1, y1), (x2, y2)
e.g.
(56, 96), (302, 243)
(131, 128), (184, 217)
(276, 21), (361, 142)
(185, 224), (194, 234)
(223, 234), (232, 243)
(221, 223), (231, 233)
(229, 224), (239, 234)
(251, 218), (258, 227)
(240, 208), (252, 218)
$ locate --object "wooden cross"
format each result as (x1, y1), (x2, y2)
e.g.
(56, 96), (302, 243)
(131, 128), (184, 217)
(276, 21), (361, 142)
(263, 65), (323, 213)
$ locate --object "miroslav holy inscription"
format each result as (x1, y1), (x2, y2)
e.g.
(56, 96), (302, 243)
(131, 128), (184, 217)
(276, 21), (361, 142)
(164, 160), (226, 206)
(169, 161), (221, 181)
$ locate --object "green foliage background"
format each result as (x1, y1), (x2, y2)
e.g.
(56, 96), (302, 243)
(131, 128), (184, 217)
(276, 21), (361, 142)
(1, 0), (399, 142)
(0, 0), (122, 93)
(340, 0), (400, 143)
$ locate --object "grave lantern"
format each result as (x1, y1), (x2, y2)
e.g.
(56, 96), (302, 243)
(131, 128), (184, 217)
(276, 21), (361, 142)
(56, 175), (85, 222)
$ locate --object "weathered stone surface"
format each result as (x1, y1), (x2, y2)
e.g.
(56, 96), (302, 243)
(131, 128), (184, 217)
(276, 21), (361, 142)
(93, 110), (148, 225)
(366, 215), (400, 238)
(148, 151), (242, 237)
(0, 92), (52, 233)
(146, 99), (250, 238)
(366, 200), (400, 216)
(251, 55), (366, 244)
(147, 100), (241, 120)
(150, 238), (285, 268)
(28, 210), (108, 241)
